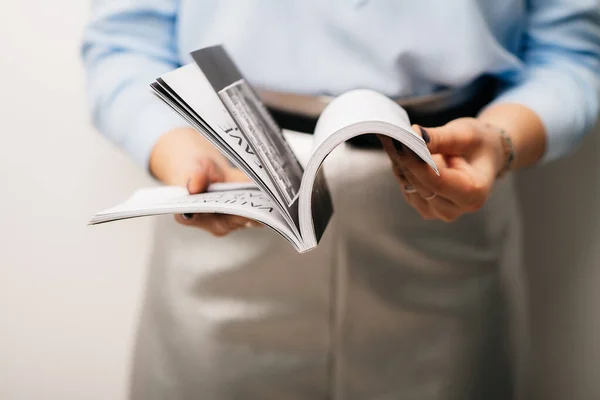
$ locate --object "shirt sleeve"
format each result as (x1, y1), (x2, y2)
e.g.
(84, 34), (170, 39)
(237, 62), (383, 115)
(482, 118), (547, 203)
(81, 0), (185, 167)
(487, 0), (600, 163)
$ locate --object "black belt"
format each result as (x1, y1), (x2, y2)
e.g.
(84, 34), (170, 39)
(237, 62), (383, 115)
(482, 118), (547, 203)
(267, 76), (499, 148)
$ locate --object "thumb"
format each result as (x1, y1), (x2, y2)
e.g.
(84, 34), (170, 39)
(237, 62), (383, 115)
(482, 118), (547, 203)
(186, 158), (226, 194)
(414, 123), (473, 156)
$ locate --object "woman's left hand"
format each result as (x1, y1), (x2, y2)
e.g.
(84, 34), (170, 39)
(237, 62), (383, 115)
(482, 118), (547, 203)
(379, 118), (507, 222)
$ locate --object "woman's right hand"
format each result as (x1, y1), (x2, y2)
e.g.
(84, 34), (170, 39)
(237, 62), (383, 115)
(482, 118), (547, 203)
(149, 127), (261, 236)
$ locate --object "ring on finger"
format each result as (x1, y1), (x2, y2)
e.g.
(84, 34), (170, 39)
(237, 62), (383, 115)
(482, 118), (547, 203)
(423, 192), (437, 201)
(404, 185), (417, 193)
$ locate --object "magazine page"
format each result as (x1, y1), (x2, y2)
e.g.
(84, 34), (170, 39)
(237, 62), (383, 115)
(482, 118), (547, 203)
(157, 65), (279, 199)
(312, 89), (433, 162)
(89, 184), (302, 251)
(191, 46), (305, 213)
(297, 90), (439, 250)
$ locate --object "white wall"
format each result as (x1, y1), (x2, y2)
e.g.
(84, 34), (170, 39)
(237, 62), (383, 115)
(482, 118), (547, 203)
(0, 1), (598, 399)
(0, 2), (153, 399)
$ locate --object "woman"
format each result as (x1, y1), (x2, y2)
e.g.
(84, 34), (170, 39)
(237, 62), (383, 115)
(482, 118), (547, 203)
(82, 1), (600, 399)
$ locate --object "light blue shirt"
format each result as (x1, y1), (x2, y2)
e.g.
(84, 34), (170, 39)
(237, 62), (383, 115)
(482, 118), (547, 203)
(82, 0), (600, 167)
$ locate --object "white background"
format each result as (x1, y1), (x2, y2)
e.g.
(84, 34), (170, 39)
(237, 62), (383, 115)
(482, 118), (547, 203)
(0, 1), (598, 399)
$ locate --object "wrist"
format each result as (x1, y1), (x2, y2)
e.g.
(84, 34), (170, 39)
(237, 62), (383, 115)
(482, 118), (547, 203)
(480, 122), (515, 179)
(479, 123), (506, 177)
(477, 103), (546, 170)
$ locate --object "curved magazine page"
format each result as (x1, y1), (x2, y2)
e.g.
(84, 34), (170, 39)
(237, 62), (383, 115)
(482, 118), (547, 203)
(90, 185), (302, 252)
(312, 89), (438, 168)
(159, 65), (281, 200)
(190, 45), (305, 210)
(298, 90), (439, 251)
(152, 67), (301, 238)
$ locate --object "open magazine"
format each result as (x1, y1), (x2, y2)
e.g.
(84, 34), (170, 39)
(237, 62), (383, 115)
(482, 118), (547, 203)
(90, 45), (439, 253)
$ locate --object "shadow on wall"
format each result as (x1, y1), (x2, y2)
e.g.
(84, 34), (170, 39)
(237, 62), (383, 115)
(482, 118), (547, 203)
(516, 125), (600, 400)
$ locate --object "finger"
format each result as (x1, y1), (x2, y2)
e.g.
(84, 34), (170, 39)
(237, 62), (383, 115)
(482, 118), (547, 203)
(431, 153), (449, 169)
(393, 150), (436, 198)
(226, 215), (262, 228)
(405, 190), (462, 222)
(407, 161), (488, 209)
(175, 214), (259, 236)
(414, 122), (477, 156)
(446, 155), (471, 171)
(379, 135), (421, 191)
(403, 191), (436, 220)
(380, 134), (456, 203)
(392, 164), (410, 186)
(225, 167), (252, 183)
(378, 135), (403, 165)
(401, 171), (434, 198)
(200, 214), (240, 236)
(393, 145), (465, 205)
(394, 146), (471, 204)
(377, 134), (424, 189)
(387, 125), (487, 210)
(404, 179), (443, 205)
(186, 158), (226, 194)
(175, 213), (228, 234)
(428, 196), (463, 222)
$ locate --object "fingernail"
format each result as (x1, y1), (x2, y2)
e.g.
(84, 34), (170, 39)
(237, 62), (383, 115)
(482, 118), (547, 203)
(244, 221), (253, 228)
(185, 177), (192, 192)
(420, 127), (430, 143)
(393, 139), (403, 153)
(182, 213), (193, 220)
